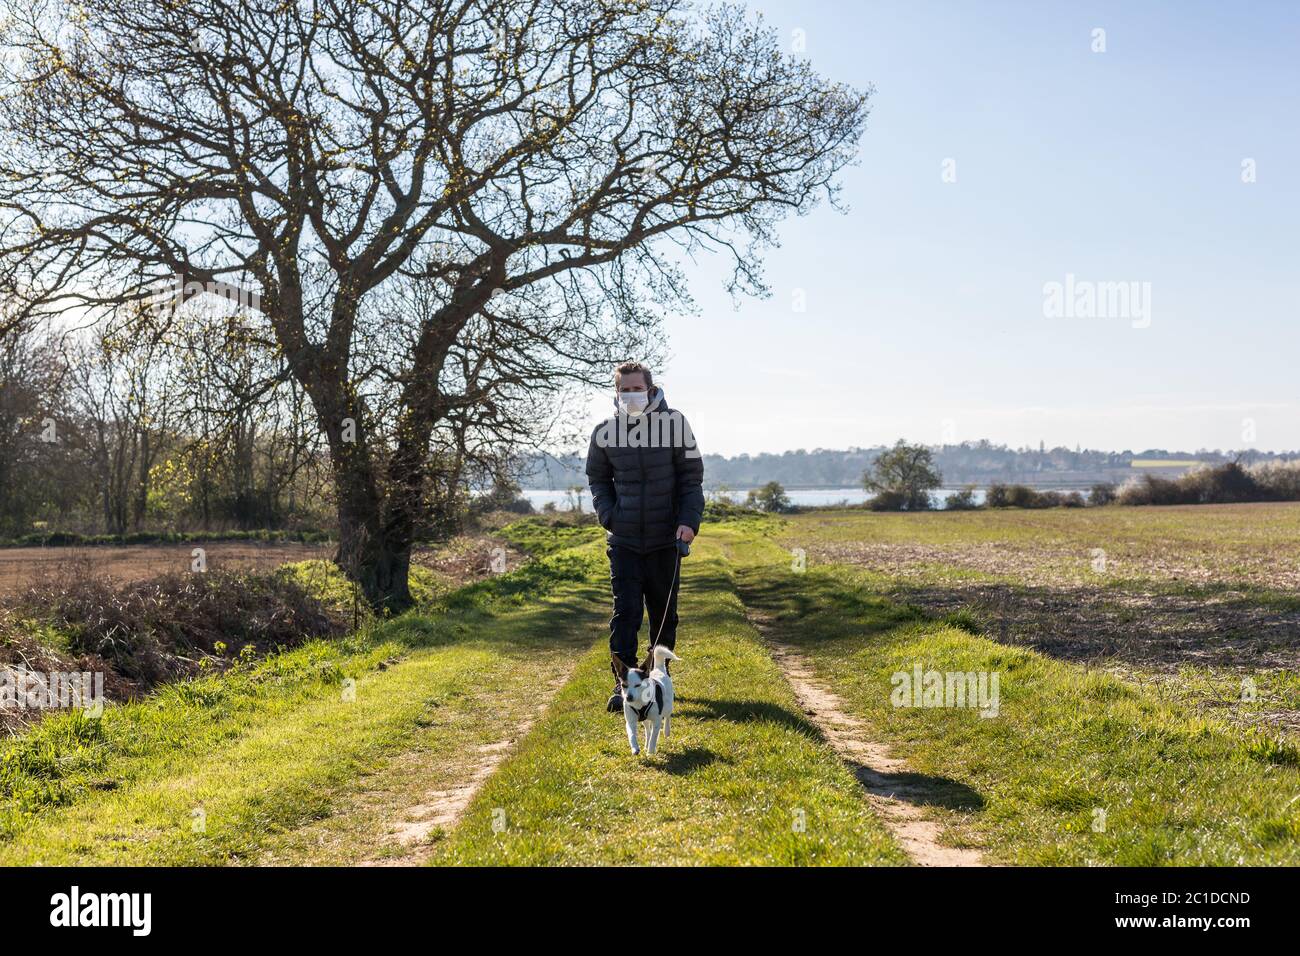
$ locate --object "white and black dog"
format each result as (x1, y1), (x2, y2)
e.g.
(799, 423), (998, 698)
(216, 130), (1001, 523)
(618, 645), (679, 755)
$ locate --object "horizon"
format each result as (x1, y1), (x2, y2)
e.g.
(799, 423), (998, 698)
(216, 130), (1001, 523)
(533, 440), (1300, 465)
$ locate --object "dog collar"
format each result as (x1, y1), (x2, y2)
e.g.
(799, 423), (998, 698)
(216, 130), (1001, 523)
(631, 682), (664, 722)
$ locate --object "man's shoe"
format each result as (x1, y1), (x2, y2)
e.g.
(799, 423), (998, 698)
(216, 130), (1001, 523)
(606, 682), (624, 713)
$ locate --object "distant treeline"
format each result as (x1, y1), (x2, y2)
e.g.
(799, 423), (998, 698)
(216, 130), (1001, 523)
(519, 442), (1300, 490)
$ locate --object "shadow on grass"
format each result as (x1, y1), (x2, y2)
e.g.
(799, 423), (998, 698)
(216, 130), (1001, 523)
(733, 568), (922, 649)
(651, 745), (725, 776)
(678, 695), (984, 811)
(846, 762), (985, 811)
(677, 695), (824, 739)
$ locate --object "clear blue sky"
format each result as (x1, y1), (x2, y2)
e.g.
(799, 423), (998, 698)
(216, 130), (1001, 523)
(581, 0), (1300, 457)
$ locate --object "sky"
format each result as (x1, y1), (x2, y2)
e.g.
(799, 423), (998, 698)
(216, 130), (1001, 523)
(578, 0), (1300, 457)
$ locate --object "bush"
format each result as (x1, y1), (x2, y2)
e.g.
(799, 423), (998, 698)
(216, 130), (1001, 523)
(703, 499), (760, 522)
(1250, 460), (1300, 500)
(985, 484), (1085, 509)
(867, 490), (909, 511)
(1115, 462), (1272, 506)
(19, 569), (350, 689)
(1088, 482), (1116, 506)
(471, 479), (534, 516)
(943, 486), (980, 510)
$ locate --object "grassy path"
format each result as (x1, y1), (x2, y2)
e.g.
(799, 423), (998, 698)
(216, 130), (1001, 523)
(430, 544), (908, 865)
(0, 553), (603, 865)
(2, 532), (913, 866)
(749, 613), (984, 866)
(720, 524), (1300, 865)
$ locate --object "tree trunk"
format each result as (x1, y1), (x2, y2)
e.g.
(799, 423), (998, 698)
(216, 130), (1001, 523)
(333, 469), (413, 614)
(319, 385), (415, 614)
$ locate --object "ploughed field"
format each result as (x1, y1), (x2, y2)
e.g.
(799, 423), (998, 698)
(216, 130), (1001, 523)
(782, 503), (1300, 740)
(0, 535), (528, 600)
(783, 502), (1300, 670)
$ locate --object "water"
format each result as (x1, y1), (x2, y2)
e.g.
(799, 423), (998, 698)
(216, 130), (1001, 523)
(520, 487), (991, 511)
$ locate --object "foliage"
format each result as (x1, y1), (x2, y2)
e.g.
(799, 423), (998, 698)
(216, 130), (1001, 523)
(863, 440), (941, 511)
(986, 484), (1085, 509)
(746, 481), (793, 514)
(943, 486), (980, 510)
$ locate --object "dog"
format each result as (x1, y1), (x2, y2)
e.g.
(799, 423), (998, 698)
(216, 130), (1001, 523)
(616, 645), (680, 755)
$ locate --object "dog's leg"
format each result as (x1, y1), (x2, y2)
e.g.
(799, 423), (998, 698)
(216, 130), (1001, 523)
(663, 711), (671, 738)
(624, 708), (640, 755)
(646, 715), (661, 754)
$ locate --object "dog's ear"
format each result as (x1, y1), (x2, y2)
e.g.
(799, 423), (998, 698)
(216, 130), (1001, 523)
(610, 654), (629, 681)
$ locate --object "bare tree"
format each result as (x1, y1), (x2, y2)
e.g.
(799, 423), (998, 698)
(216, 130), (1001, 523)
(0, 0), (869, 608)
(0, 307), (74, 533)
(64, 320), (176, 534)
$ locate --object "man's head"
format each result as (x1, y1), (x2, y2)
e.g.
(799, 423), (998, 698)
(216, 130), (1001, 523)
(614, 361), (653, 395)
(614, 361), (654, 415)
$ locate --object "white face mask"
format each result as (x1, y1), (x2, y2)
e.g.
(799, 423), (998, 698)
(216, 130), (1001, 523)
(618, 390), (649, 415)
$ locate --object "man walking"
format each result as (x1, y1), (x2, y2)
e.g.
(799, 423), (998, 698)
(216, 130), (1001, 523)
(586, 361), (704, 712)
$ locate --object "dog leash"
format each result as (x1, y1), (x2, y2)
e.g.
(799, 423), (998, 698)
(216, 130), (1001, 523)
(648, 539), (687, 653)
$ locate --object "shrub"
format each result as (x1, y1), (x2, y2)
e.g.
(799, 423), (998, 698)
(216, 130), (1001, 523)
(1115, 462), (1271, 506)
(867, 489), (909, 511)
(19, 569), (350, 689)
(1088, 482), (1116, 506)
(703, 499), (760, 522)
(985, 484), (1084, 509)
(943, 486), (980, 510)
(1250, 459), (1300, 500)
(470, 479), (534, 516)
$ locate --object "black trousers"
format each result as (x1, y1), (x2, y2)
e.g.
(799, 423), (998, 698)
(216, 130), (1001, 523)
(607, 544), (680, 674)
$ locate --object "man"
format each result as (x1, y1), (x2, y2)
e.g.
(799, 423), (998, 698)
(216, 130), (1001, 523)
(586, 361), (704, 712)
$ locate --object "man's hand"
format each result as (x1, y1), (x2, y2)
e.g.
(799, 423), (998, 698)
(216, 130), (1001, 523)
(676, 525), (695, 544)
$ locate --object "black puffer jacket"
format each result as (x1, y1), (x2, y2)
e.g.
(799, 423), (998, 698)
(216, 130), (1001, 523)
(585, 388), (705, 553)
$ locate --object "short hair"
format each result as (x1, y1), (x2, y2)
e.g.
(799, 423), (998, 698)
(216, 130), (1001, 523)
(614, 361), (654, 389)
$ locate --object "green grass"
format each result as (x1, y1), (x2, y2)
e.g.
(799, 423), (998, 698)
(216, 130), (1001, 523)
(723, 527), (1300, 865)
(431, 542), (908, 866)
(0, 546), (603, 864)
(8, 511), (1295, 866)
(498, 515), (606, 557)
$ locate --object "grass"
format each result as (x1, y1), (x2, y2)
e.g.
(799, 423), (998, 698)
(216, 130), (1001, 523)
(0, 546), (602, 864)
(5, 509), (1297, 866)
(430, 542), (908, 866)
(722, 526), (1300, 865)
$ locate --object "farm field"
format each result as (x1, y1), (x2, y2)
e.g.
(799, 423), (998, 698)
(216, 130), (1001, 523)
(783, 504), (1300, 672)
(2, 508), (1297, 866)
(0, 535), (529, 600)
(0, 542), (334, 599)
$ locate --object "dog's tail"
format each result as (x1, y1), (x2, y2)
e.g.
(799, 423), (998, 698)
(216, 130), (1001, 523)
(653, 645), (681, 667)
